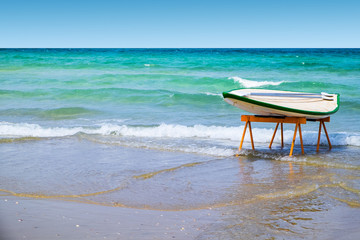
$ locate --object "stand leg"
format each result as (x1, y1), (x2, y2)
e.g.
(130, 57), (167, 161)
(281, 123), (284, 148)
(248, 122), (255, 150)
(298, 123), (304, 154)
(317, 121), (322, 152)
(322, 121), (332, 150)
(290, 123), (298, 157)
(269, 123), (279, 149)
(239, 121), (248, 152)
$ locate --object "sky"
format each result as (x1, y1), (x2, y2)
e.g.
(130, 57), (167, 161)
(0, 0), (359, 48)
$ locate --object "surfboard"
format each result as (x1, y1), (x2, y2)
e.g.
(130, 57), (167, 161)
(222, 89), (340, 119)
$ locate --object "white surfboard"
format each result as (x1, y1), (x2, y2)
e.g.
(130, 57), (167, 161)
(223, 89), (339, 119)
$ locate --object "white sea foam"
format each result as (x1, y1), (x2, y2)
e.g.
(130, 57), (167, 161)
(345, 135), (360, 146)
(1, 122), (359, 147)
(230, 76), (285, 88)
(203, 92), (222, 96)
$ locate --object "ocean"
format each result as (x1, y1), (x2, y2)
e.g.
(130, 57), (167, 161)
(1, 48), (360, 239)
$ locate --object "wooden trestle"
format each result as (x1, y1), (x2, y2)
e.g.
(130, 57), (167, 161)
(238, 115), (331, 156)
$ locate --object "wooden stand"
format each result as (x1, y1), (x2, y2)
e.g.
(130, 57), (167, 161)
(238, 115), (331, 156)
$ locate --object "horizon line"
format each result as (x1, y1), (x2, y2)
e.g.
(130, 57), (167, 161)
(1, 47), (359, 49)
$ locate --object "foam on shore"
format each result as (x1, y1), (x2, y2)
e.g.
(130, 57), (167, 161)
(1, 122), (359, 147)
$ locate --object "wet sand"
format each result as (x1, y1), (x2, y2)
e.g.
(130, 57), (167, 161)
(1, 137), (360, 239)
(1, 196), (216, 240)
(2, 195), (359, 240)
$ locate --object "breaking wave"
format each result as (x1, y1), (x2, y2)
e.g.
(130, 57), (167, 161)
(1, 122), (359, 147)
(230, 76), (285, 88)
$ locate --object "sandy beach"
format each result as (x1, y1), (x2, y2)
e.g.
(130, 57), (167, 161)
(1, 137), (360, 239)
(1, 196), (216, 240)
(2, 194), (359, 240)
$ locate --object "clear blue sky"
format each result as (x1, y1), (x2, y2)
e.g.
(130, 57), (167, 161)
(1, 0), (359, 48)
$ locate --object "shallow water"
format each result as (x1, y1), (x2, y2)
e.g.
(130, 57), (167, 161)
(1, 137), (360, 239)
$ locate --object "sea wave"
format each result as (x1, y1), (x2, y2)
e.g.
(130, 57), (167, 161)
(1, 122), (359, 147)
(0, 107), (100, 120)
(202, 92), (222, 96)
(230, 76), (285, 88)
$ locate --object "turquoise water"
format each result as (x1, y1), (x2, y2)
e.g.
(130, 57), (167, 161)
(1, 49), (360, 239)
(0, 48), (359, 151)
